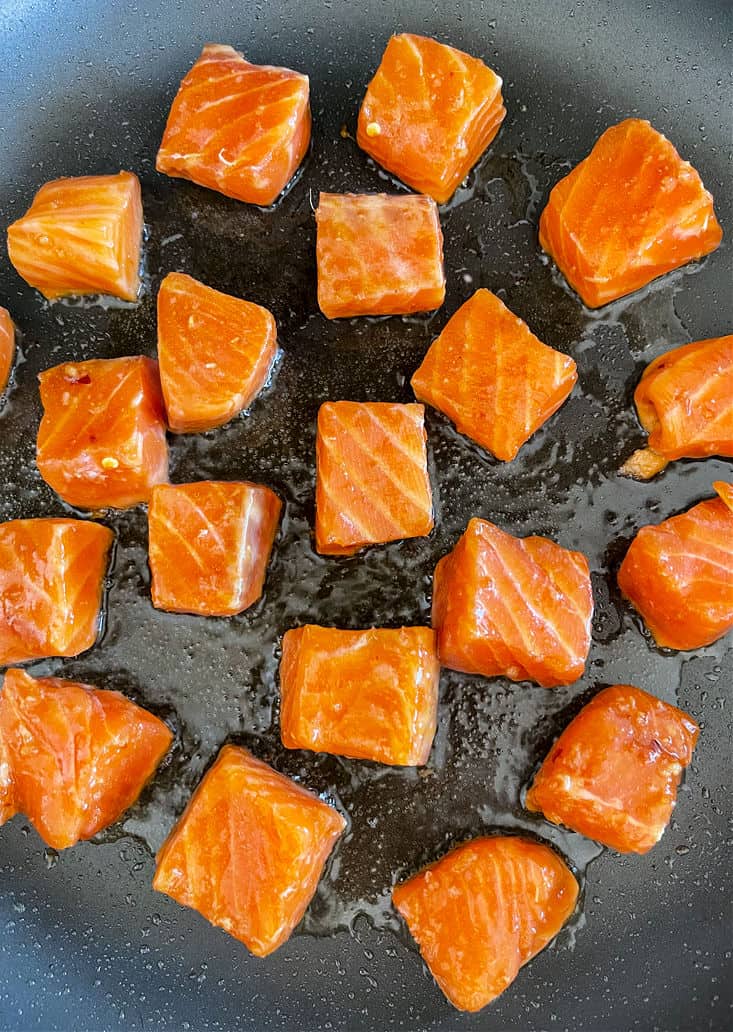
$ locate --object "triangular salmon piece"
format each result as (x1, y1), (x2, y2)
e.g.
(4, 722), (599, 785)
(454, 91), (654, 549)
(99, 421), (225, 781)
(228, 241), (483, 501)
(157, 273), (277, 433)
(0, 668), (173, 850)
(393, 836), (578, 1011)
(412, 289), (577, 461)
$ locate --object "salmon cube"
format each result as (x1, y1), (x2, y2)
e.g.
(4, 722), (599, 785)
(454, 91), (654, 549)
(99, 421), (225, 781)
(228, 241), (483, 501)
(0, 307), (15, 395)
(392, 836), (578, 1011)
(315, 193), (445, 318)
(280, 625), (439, 765)
(7, 171), (143, 301)
(315, 401), (433, 555)
(357, 33), (506, 204)
(539, 119), (722, 308)
(148, 481), (282, 617)
(621, 335), (733, 479)
(432, 518), (593, 687)
(0, 667), (172, 850)
(714, 480), (733, 511)
(617, 491), (733, 650)
(0, 518), (113, 666)
(157, 272), (277, 433)
(411, 289), (577, 461)
(153, 744), (345, 957)
(156, 44), (311, 206)
(37, 356), (169, 510)
(526, 684), (699, 854)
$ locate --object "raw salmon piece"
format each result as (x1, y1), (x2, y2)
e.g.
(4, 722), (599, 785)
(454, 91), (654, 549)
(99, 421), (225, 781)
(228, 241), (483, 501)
(357, 33), (506, 204)
(156, 44), (311, 206)
(315, 401), (433, 555)
(0, 721), (15, 825)
(392, 836), (578, 1012)
(617, 494), (733, 650)
(432, 518), (593, 687)
(621, 335), (733, 479)
(7, 171), (143, 301)
(714, 480), (733, 512)
(539, 119), (723, 308)
(0, 667), (172, 849)
(315, 193), (445, 318)
(0, 307), (15, 395)
(280, 625), (440, 765)
(148, 481), (282, 616)
(526, 684), (699, 854)
(0, 518), (113, 666)
(157, 272), (277, 433)
(153, 744), (345, 957)
(37, 356), (169, 510)
(411, 289), (577, 461)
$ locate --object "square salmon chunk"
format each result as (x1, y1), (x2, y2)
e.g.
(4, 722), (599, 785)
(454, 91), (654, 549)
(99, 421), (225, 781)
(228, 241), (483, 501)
(280, 625), (440, 765)
(315, 401), (433, 555)
(0, 668), (172, 850)
(539, 118), (722, 307)
(153, 744), (345, 957)
(157, 272), (277, 433)
(37, 356), (169, 510)
(0, 518), (113, 666)
(148, 481), (282, 616)
(432, 518), (593, 687)
(411, 289), (577, 461)
(315, 193), (445, 318)
(526, 684), (699, 853)
(393, 836), (578, 1011)
(7, 171), (143, 301)
(357, 33), (506, 204)
(156, 44), (311, 206)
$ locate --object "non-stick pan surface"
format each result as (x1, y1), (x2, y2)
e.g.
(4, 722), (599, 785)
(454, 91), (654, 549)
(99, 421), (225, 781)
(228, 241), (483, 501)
(0, 1), (730, 1029)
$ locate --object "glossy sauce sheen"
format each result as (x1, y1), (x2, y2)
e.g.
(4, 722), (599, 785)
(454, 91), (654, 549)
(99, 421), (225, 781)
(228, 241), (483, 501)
(280, 625), (439, 765)
(526, 684), (699, 853)
(0, 116), (730, 1018)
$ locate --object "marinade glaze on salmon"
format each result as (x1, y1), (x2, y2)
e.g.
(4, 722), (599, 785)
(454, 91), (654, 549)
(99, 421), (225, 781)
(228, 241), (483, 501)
(315, 401), (433, 554)
(157, 272), (277, 433)
(148, 481), (282, 617)
(7, 171), (143, 301)
(0, 668), (172, 850)
(526, 684), (699, 854)
(392, 836), (579, 1011)
(539, 118), (722, 307)
(0, 518), (113, 666)
(411, 288), (577, 461)
(153, 745), (345, 957)
(621, 335), (733, 479)
(617, 485), (733, 650)
(315, 193), (445, 318)
(157, 44), (311, 206)
(357, 33), (506, 204)
(37, 356), (169, 510)
(279, 625), (440, 765)
(432, 518), (593, 687)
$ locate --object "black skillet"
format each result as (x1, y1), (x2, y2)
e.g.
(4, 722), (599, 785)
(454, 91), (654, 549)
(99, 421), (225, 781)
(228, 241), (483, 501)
(0, 1), (731, 1029)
